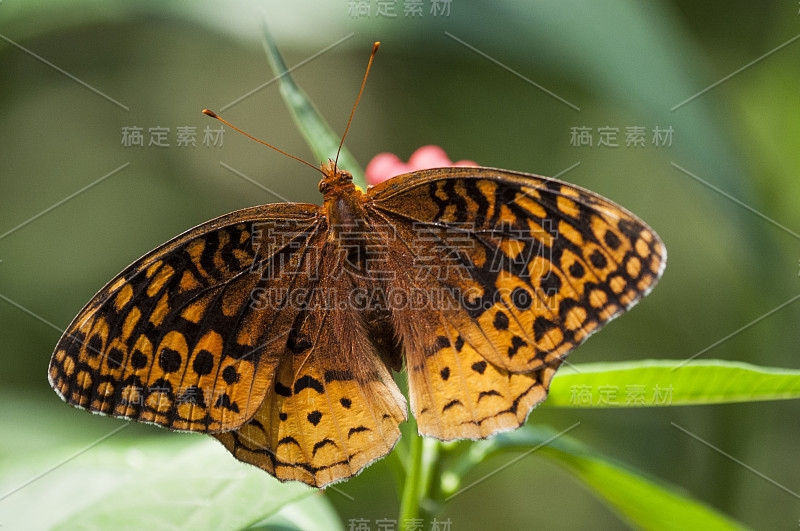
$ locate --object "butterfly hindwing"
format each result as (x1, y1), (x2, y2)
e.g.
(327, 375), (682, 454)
(403, 313), (561, 440)
(365, 208), (561, 440)
(215, 246), (407, 487)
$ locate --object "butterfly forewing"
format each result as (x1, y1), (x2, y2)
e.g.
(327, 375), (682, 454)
(367, 167), (665, 439)
(369, 167), (665, 369)
(48, 203), (321, 432)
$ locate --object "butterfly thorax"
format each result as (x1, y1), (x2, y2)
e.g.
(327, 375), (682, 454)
(314, 159), (402, 370)
(318, 159), (370, 241)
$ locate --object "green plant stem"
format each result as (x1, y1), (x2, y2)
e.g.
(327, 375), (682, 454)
(418, 437), (440, 502)
(398, 428), (423, 526)
(386, 441), (408, 498)
(398, 424), (442, 527)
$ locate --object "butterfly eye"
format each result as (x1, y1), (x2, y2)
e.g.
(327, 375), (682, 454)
(318, 180), (328, 193)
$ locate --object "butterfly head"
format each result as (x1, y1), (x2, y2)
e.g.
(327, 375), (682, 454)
(318, 159), (355, 196)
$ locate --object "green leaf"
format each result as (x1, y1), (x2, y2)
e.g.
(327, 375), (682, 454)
(260, 23), (365, 189)
(545, 360), (800, 408)
(0, 437), (341, 530)
(442, 425), (746, 531)
(247, 492), (344, 531)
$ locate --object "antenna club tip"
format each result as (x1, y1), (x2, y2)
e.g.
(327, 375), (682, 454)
(372, 42), (380, 53)
(202, 109), (218, 118)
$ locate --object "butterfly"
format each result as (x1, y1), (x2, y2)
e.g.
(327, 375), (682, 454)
(48, 43), (666, 488)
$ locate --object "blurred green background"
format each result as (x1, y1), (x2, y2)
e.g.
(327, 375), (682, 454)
(2, 0), (799, 529)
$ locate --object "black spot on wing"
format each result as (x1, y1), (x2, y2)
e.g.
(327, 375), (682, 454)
(177, 386), (208, 408)
(435, 335), (450, 351)
(511, 287), (532, 311)
(442, 399), (462, 411)
(131, 349), (148, 370)
(454, 335), (464, 352)
(589, 250), (607, 269)
(277, 436), (301, 449)
(192, 350), (214, 375)
(294, 375), (324, 394)
(307, 411), (322, 426)
(312, 438), (337, 457)
(471, 361), (487, 374)
(533, 317), (556, 342)
(540, 271), (562, 295)
(568, 261), (585, 279)
(348, 426), (370, 438)
(215, 393), (240, 413)
(222, 366), (239, 384)
(106, 348), (124, 369)
(478, 389), (502, 402)
(87, 335), (103, 357)
(508, 336), (527, 358)
(604, 230), (621, 250)
(493, 311), (509, 330)
(158, 348), (182, 373)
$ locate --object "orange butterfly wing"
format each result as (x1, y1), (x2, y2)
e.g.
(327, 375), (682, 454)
(48, 203), (321, 432)
(366, 167), (665, 439)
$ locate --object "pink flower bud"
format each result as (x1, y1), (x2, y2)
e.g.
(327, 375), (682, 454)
(365, 145), (477, 186)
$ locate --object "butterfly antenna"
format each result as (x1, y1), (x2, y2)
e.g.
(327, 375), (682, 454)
(334, 41), (380, 171)
(202, 109), (323, 175)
